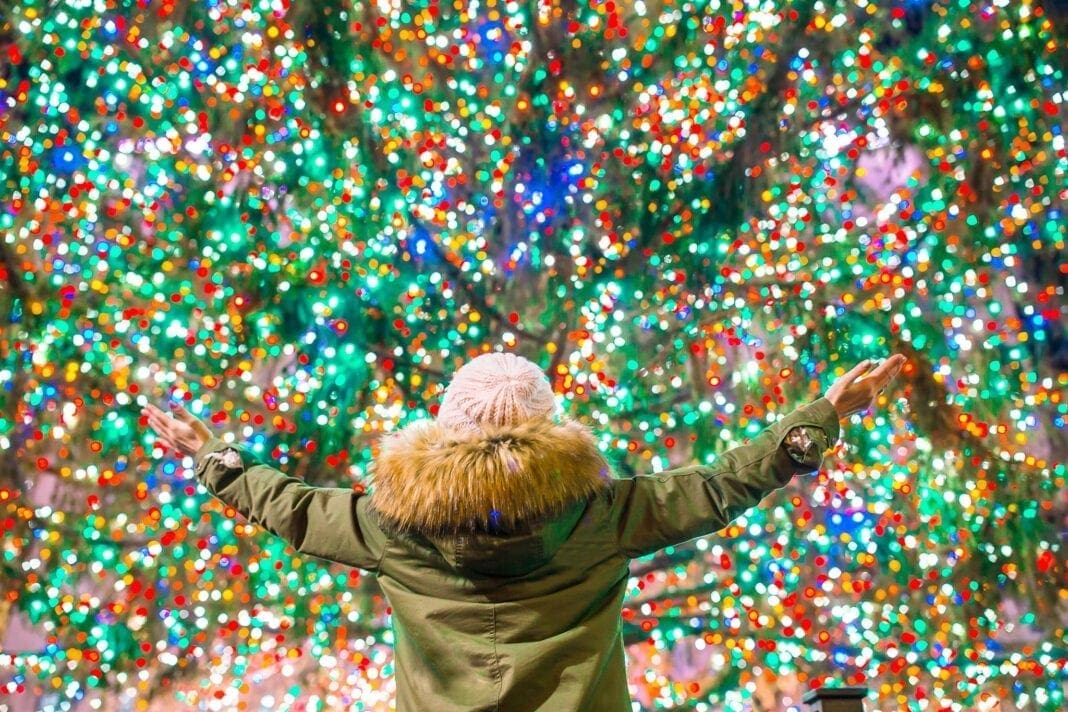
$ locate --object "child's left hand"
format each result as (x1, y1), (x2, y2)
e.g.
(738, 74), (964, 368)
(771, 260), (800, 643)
(141, 400), (213, 457)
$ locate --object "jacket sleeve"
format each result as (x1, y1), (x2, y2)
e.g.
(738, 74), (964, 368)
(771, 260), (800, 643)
(608, 397), (841, 558)
(191, 436), (387, 572)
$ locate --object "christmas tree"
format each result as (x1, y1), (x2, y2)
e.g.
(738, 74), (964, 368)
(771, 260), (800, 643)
(1, 0), (1065, 709)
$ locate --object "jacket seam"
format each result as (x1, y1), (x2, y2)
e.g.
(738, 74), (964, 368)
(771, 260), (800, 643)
(375, 532), (390, 572)
(491, 602), (502, 710)
(371, 507), (391, 573)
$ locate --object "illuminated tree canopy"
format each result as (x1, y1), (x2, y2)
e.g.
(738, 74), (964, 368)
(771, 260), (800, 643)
(0, 0), (1065, 709)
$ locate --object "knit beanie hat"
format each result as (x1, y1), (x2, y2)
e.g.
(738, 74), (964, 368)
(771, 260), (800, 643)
(437, 353), (557, 430)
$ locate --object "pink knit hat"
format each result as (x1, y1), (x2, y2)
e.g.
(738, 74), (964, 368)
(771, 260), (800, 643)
(437, 353), (557, 430)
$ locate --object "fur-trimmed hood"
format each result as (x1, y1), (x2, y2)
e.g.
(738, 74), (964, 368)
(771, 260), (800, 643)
(369, 417), (612, 536)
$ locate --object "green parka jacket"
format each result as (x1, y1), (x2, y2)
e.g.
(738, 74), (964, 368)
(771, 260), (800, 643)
(192, 396), (841, 711)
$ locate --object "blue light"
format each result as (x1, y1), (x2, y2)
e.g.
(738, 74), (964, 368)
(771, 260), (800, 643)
(50, 146), (86, 174)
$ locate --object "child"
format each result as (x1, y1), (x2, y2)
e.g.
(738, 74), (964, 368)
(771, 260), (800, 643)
(143, 352), (905, 711)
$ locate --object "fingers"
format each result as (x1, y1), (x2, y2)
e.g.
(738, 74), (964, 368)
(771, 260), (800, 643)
(142, 403), (167, 417)
(141, 405), (163, 426)
(142, 409), (174, 438)
(169, 401), (214, 440)
(836, 359), (874, 387)
(166, 399), (197, 422)
(141, 400), (210, 459)
(142, 402), (194, 429)
(141, 405), (182, 436)
(141, 411), (171, 445)
(865, 354), (907, 389)
(141, 411), (184, 455)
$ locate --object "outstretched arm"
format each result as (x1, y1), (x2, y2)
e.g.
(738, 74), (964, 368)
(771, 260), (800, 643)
(609, 355), (906, 558)
(142, 401), (387, 571)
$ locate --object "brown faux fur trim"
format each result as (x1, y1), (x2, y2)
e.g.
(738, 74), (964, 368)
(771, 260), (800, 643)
(369, 418), (612, 534)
